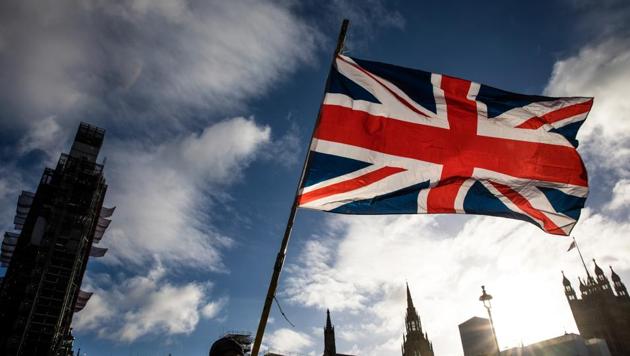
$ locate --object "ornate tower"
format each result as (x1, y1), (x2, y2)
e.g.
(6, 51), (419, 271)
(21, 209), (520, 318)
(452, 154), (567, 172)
(562, 271), (577, 301)
(0, 123), (109, 355)
(610, 266), (629, 298)
(563, 260), (630, 356)
(401, 284), (434, 356)
(593, 259), (613, 294)
(324, 309), (336, 356)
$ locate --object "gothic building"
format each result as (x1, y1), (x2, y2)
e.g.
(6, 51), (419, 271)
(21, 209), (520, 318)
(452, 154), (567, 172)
(401, 284), (434, 356)
(563, 260), (630, 356)
(323, 309), (336, 356)
(323, 309), (355, 356)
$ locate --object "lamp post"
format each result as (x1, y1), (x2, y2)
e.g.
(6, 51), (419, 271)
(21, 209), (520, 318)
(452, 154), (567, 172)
(479, 285), (500, 355)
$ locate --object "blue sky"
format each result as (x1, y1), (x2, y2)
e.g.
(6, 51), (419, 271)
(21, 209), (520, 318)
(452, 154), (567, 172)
(1, 0), (630, 355)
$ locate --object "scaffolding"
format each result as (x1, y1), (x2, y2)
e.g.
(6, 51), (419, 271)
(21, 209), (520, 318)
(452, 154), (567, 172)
(0, 122), (111, 356)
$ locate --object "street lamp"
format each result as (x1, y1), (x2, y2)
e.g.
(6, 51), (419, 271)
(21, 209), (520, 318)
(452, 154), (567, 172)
(479, 285), (500, 355)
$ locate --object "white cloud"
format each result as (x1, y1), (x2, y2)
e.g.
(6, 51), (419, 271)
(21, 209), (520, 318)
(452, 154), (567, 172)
(120, 282), (203, 341)
(0, 168), (26, 234)
(201, 297), (229, 319)
(264, 328), (314, 354)
(545, 38), (630, 140)
(606, 179), (630, 211)
(73, 263), (225, 342)
(176, 117), (272, 183)
(102, 116), (270, 270)
(70, 116), (267, 341)
(545, 38), (630, 176)
(0, 0), (319, 134)
(18, 116), (64, 157)
(71, 293), (111, 332)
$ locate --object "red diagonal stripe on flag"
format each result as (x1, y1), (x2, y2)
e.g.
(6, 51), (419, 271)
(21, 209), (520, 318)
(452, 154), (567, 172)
(337, 56), (430, 118)
(488, 181), (564, 235)
(298, 166), (406, 205)
(516, 100), (593, 129)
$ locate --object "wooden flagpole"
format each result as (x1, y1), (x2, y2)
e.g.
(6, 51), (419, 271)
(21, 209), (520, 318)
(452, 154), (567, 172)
(250, 19), (350, 356)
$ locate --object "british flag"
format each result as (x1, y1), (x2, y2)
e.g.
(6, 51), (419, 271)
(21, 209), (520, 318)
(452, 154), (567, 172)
(298, 55), (592, 235)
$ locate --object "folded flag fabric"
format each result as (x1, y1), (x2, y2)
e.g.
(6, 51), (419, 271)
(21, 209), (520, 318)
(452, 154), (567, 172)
(298, 55), (592, 235)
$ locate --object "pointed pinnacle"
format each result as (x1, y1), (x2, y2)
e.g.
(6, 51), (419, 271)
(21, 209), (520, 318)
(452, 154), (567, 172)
(326, 309), (332, 329)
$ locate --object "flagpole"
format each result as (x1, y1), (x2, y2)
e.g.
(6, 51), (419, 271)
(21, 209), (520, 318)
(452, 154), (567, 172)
(572, 236), (591, 279)
(250, 19), (350, 356)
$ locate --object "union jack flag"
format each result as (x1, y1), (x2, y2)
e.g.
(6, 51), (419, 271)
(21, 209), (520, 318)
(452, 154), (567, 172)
(298, 55), (592, 235)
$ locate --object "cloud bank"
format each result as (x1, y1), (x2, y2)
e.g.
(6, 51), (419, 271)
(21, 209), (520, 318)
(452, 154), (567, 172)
(546, 37), (630, 178)
(265, 328), (315, 355)
(0, 0), (319, 136)
(0, 0), (320, 343)
(73, 263), (227, 342)
(104, 116), (271, 270)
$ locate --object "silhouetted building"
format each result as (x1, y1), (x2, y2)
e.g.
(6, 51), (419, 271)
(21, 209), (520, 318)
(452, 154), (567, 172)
(562, 261), (630, 356)
(209, 335), (246, 356)
(323, 309), (355, 356)
(263, 311), (355, 356)
(401, 284), (434, 356)
(501, 333), (610, 356)
(0, 123), (112, 355)
(211, 331), (252, 355)
(459, 316), (498, 356)
(324, 309), (336, 356)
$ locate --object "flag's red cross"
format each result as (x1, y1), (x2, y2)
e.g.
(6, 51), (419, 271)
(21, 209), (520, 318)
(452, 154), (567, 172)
(300, 58), (588, 234)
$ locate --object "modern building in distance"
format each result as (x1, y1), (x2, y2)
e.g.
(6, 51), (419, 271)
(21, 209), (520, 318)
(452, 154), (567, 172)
(401, 284), (434, 356)
(500, 333), (610, 356)
(562, 260), (630, 356)
(459, 319), (610, 356)
(458, 316), (498, 356)
(0, 123), (113, 355)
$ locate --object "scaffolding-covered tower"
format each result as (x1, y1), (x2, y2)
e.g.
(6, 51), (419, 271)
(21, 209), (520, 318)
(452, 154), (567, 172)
(0, 123), (110, 355)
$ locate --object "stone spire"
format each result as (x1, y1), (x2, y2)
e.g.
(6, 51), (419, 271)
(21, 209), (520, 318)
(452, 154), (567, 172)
(326, 309), (333, 329)
(563, 271), (577, 301)
(610, 266), (629, 298)
(401, 284), (434, 356)
(593, 259), (613, 294)
(405, 284), (421, 334)
(324, 309), (336, 356)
